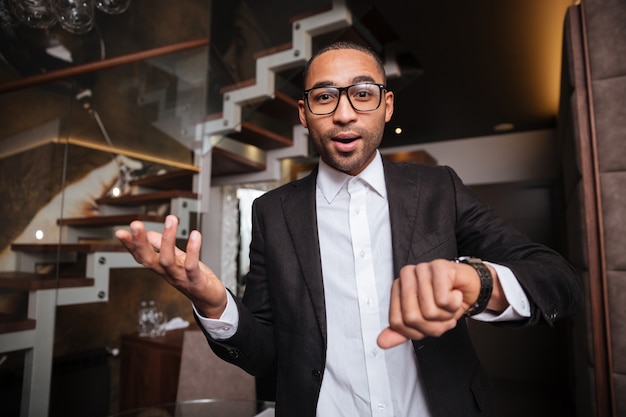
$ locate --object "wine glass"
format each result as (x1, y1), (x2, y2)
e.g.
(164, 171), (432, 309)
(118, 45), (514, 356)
(94, 0), (130, 15)
(52, 0), (94, 34)
(10, 0), (57, 29)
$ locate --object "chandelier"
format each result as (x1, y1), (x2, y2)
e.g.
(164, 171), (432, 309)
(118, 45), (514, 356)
(9, 0), (131, 34)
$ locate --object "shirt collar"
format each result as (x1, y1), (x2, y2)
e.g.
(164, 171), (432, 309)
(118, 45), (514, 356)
(317, 150), (387, 204)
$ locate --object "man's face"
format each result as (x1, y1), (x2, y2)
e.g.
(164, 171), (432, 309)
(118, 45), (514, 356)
(298, 49), (394, 175)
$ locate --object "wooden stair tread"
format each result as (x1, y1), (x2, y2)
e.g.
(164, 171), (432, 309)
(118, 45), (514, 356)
(0, 272), (95, 291)
(96, 190), (198, 206)
(220, 79), (256, 94)
(288, 6), (332, 23)
(230, 121), (293, 150)
(252, 42), (292, 60)
(130, 169), (197, 190)
(12, 242), (126, 253)
(219, 83), (299, 125)
(254, 91), (300, 124)
(0, 313), (36, 334)
(58, 213), (165, 227)
(211, 147), (266, 178)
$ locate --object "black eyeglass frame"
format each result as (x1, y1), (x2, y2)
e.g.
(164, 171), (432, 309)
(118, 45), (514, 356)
(302, 83), (387, 115)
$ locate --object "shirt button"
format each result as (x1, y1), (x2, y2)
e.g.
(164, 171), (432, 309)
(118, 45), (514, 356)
(371, 348), (379, 358)
(355, 207), (361, 215)
(221, 326), (231, 332)
(377, 401), (386, 411)
(366, 297), (373, 306)
(311, 369), (322, 381)
(227, 349), (240, 359)
(360, 250), (365, 258)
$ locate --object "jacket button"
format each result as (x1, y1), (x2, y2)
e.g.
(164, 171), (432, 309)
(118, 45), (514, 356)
(311, 369), (322, 381)
(228, 349), (240, 359)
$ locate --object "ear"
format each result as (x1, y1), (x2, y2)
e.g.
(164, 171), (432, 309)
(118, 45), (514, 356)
(298, 99), (308, 128)
(384, 90), (394, 123)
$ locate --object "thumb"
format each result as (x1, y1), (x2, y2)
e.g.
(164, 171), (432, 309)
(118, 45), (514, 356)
(377, 327), (409, 349)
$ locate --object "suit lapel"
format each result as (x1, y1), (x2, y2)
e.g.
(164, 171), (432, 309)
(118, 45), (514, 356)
(280, 169), (327, 342)
(383, 159), (422, 277)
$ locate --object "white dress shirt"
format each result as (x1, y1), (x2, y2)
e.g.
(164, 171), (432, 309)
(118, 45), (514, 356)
(197, 151), (531, 416)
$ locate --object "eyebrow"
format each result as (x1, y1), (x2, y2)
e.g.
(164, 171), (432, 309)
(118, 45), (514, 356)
(308, 75), (378, 89)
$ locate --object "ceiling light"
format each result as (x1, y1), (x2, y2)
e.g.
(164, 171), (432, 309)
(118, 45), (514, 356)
(493, 123), (514, 132)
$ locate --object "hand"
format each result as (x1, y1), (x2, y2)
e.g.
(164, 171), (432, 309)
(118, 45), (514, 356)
(115, 215), (228, 319)
(377, 259), (500, 349)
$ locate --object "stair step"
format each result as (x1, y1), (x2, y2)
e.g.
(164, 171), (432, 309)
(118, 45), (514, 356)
(230, 121), (293, 150)
(212, 146), (267, 177)
(252, 42), (293, 60)
(130, 169), (197, 191)
(57, 214), (165, 228)
(0, 272), (95, 291)
(288, 6), (333, 24)
(11, 242), (127, 253)
(96, 190), (198, 207)
(220, 79), (256, 93)
(220, 82), (299, 125)
(254, 91), (300, 125)
(0, 313), (36, 334)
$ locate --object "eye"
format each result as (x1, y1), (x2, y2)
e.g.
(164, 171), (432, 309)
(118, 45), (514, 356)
(312, 88), (339, 104)
(350, 84), (377, 101)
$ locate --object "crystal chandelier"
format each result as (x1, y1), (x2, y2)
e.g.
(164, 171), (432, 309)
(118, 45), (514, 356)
(9, 0), (131, 34)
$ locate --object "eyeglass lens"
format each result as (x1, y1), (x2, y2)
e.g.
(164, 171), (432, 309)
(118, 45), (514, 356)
(306, 83), (382, 115)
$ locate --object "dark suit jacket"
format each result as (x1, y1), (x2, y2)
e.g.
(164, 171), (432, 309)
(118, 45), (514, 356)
(202, 158), (582, 417)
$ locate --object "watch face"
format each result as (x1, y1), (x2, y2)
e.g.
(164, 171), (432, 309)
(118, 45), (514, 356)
(456, 256), (482, 264)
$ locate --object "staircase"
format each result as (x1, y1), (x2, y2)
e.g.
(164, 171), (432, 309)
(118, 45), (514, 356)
(204, 0), (353, 185)
(0, 169), (199, 417)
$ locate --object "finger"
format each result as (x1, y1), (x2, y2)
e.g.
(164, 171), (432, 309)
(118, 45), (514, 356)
(412, 263), (439, 320)
(145, 231), (163, 252)
(429, 261), (464, 315)
(184, 230), (202, 281)
(114, 228), (132, 244)
(377, 327), (409, 349)
(388, 277), (426, 340)
(158, 215), (179, 269)
(398, 265), (420, 319)
(117, 222), (162, 271)
(396, 265), (459, 338)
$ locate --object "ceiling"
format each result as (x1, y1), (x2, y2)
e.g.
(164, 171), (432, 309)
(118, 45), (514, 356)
(351, 0), (577, 148)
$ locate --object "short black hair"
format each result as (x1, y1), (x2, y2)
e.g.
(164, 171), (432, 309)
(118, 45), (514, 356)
(302, 41), (386, 87)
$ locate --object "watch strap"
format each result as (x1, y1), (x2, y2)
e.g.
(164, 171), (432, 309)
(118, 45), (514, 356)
(455, 256), (493, 316)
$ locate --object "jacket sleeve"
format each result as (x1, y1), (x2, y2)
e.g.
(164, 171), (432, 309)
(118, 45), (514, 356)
(198, 197), (277, 377)
(446, 166), (583, 325)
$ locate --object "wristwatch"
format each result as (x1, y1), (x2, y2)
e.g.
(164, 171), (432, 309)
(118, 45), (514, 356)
(454, 256), (493, 316)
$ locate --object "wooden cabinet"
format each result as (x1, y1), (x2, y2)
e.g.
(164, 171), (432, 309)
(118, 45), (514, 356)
(119, 326), (196, 411)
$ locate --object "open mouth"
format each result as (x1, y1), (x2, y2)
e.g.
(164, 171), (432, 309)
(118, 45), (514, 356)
(332, 135), (360, 152)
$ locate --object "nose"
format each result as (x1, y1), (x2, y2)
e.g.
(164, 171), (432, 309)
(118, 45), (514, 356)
(332, 91), (357, 124)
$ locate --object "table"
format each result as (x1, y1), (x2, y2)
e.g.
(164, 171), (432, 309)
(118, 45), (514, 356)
(109, 399), (275, 417)
(120, 327), (195, 411)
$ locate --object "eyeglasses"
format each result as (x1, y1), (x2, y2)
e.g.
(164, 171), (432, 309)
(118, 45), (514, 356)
(303, 83), (386, 115)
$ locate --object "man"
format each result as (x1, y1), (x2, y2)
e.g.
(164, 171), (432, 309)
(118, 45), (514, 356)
(116, 41), (582, 416)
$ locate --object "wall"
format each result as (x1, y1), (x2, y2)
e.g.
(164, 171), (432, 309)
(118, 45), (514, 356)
(381, 129), (558, 185)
